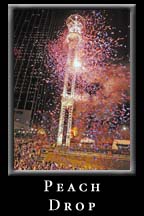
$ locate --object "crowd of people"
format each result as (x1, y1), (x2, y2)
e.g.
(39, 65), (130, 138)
(14, 137), (129, 170)
(14, 138), (84, 170)
(14, 138), (49, 170)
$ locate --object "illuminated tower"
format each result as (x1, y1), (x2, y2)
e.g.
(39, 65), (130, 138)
(57, 14), (85, 147)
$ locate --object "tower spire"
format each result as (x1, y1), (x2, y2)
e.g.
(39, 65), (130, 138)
(57, 14), (85, 147)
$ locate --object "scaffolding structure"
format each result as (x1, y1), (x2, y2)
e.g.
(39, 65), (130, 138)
(57, 14), (85, 147)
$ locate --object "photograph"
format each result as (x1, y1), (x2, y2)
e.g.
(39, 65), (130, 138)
(9, 5), (133, 172)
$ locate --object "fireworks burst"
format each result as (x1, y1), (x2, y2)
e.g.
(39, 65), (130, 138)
(44, 10), (130, 143)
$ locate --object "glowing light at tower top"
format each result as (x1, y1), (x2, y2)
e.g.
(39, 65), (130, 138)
(46, 10), (129, 76)
(66, 14), (85, 34)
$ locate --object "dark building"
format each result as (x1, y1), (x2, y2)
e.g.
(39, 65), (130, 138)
(13, 9), (65, 129)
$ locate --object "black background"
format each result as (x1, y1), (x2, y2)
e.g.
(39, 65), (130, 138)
(5, 175), (142, 215)
(1, 2), (143, 216)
